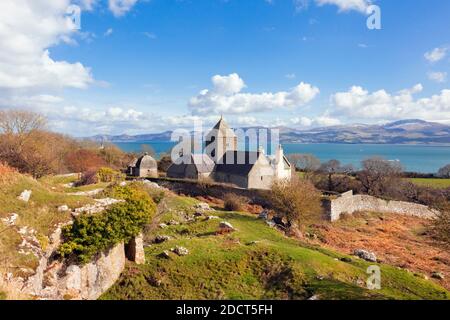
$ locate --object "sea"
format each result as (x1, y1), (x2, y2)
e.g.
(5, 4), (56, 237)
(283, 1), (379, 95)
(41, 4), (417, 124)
(114, 141), (450, 174)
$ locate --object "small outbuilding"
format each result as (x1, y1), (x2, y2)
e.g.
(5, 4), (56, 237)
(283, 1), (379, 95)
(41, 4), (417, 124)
(128, 153), (158, 178)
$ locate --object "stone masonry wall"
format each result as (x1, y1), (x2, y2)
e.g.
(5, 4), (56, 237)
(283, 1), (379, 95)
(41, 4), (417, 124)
(328, 190), (439, 221)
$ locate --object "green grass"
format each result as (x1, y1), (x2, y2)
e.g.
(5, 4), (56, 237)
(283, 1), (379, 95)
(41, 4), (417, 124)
(408, 178), (450, 189)
(101, 194), (450, 300)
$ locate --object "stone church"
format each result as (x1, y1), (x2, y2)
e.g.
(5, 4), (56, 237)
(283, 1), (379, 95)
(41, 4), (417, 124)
(167, 117), (292, 190)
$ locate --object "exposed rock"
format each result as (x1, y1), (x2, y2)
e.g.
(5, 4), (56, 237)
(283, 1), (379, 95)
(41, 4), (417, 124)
(158, 223), (168, 229)
(219, 221), (235, 231)
(73, 198), (123, 215)
(354, 249), (377, 262)
(194, 202), (211, 211)
(265, 220), (276, 228)
(158, 250), (171, 259)
(125, 233), (145, 265)
(167, 220), (180, 225)
(207, 215), (219, 220)
(119, 181), (127, 186)
(18, 190), (32, 202)
(308, 295), (320, 300)
(431, 272), (445, 280)
(1, 213), (18, 226)
(154, 235), (171, 244)
(172, 246), (189, 256)
(62, 183), (75, 188)
(58, 205), (70, 212)
(258, 210), (269, 220)
(248, 241), (260, 245)
(68, 188), (104, 197)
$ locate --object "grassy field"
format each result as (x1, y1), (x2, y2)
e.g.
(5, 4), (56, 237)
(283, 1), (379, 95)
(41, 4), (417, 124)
(101, 193), (450, 300)
(408, 178), (450, 189)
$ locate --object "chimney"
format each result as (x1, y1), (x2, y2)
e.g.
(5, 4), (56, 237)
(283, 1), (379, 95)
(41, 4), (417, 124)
(276, 144), (283, 164)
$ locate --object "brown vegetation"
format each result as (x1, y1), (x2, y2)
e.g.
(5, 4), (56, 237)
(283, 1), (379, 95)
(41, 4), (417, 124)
(223, 193), (248, 211)
(0, 110), (132, 178)
(267, 177), (322, 228)
(305, 212), (450, 290)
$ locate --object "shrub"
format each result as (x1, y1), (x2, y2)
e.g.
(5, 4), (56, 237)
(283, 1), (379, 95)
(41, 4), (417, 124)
(432, 205), (450, 246)
(267, 177), (323, 228)
(76, 169), (99, 186)
(96, 167), (125, 183)
(58, 184), (156, 264)
(223, 193), (248, 211)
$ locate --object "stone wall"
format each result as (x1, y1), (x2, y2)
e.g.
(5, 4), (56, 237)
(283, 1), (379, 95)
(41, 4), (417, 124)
(147, 177), (271, 207)
(327, 190), (439, 221)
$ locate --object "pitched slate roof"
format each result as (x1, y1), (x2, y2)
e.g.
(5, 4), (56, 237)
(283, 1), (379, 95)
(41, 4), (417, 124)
(211, 117), (236, 137)
(215, 151), (261, 176)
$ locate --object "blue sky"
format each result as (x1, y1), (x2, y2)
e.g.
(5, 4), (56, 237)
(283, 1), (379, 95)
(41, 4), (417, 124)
(1, 0), (449, 135)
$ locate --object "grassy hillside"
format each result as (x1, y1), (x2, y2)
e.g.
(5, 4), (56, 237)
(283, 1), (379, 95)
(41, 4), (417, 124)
(102, 193), (450, 300)
(0, 173), (94, 277)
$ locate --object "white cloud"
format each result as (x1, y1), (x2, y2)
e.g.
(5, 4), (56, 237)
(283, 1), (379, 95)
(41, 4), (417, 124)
(331, 84), (450, 122)
(296, 0), (371, 13)
(424, 47), (447, 63)
(104, 28), (114, 37)
(428, 71), (447, 83)
(0, 0), (93, 91)
(189, 73), (319, 115)
(291, 116), (313, 127)
(143, 32), (157, 39)
(108, 0), (139, 17)
(285, 73), (296, 79)
(315, 0), (371, 13)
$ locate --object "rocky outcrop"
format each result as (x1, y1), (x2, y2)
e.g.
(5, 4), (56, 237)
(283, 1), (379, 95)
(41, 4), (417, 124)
(3, 225), (143, 300)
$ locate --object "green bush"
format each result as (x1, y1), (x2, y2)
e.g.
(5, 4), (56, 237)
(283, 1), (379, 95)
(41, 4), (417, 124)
(58, 184), (156, 264)
(96, 167), (125, 183)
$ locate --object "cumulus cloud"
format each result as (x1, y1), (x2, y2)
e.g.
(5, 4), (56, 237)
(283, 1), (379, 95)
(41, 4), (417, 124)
(189, 73), (319, 115)
(108, 0), (139, 17)
(295, 0), (371, 13)
(330, 84), (450, 122)
(428, 71), (447, 83)
(0, 0), (93, 91)
(424, 47), (447, 63)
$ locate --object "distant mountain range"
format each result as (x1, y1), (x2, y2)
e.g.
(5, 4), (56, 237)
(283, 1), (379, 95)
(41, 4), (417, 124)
(90, 119), (450, 145)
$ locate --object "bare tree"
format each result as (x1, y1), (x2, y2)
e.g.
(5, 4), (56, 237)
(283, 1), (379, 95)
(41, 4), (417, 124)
(0, 110), (46, 136)
(357, 157), (403, 196)
(287, 153), (321, 174)
(313, 160), (356, 192)
(437, 164), (450, 178)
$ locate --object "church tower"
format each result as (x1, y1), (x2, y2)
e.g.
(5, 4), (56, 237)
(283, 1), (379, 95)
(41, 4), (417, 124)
(205, 116), (237, 162)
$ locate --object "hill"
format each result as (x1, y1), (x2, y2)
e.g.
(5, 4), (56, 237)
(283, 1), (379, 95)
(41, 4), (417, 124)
(89, 120), (450, 145)
(101, 192), (450, 300)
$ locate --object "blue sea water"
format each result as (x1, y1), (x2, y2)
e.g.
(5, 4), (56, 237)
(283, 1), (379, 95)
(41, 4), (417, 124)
(114, 141), (450, 174)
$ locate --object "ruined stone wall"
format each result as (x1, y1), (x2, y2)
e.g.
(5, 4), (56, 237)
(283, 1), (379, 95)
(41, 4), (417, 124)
(328, 190), (439, 221)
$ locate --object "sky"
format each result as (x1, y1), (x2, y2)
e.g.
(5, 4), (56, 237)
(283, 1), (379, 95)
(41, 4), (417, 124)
(0, 0), (450, 136)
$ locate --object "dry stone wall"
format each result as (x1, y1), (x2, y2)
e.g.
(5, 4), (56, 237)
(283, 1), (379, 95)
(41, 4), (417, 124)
(328, 190), (439, 221)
